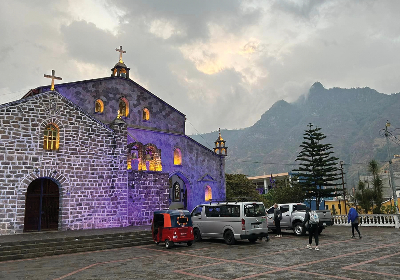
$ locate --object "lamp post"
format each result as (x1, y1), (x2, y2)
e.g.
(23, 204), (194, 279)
(340, 161), (347, 214)
(384, 121), (399, 214)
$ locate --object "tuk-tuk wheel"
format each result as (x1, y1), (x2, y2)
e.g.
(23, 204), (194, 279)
(187, 241), (193, 246)
(165, 239), (174, 249)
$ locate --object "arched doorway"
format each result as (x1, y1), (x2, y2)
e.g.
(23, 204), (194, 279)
(24, 178), (59, 232)
(169, 174), (188, 210)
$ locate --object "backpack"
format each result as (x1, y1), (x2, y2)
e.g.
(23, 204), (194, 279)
(309, 211), (319, 224)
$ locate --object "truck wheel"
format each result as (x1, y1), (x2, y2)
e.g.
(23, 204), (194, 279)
(318, 228), (323, 235)
(193, 228), (202, 242)
(294, 222), (306, 236)
(223, 229), (236, 245)
(187, 241), (193, 246)
(165, 239), (174, 249)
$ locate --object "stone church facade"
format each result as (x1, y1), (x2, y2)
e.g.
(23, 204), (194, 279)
(0, 54), (227, 235)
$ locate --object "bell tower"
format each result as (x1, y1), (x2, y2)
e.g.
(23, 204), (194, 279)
(111, 46), (130, 79)
(214, 128), (227, 156)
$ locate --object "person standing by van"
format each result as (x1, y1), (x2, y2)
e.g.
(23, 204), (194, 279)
(304, 207), (320, 250)
(273, 203), (282, 237)
(348, 207), (362, 239)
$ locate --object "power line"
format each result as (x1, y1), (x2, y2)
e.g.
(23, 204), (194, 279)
(186, 120), (214, 149)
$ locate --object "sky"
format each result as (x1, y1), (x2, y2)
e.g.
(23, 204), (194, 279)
(1, 0), (400, 134)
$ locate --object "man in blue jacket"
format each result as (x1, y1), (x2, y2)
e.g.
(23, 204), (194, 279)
(348, 207), (362, 239)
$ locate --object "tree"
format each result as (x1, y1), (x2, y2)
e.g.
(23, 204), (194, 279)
(262, 178), (306, 207)
(368, 160), (384, 214)
(225, 174), (263, 202)
(354, 180), (375, 214)
(292, 123), (341, 209)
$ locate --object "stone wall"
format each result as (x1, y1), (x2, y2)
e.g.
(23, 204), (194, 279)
(127, 128), (226, 211)
(38, 77), (186, 135)
(127, 171), (169, 226)
(0, 91), (128, 235)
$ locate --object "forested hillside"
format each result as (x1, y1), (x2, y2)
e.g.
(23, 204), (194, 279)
(190, 82), (400, 187)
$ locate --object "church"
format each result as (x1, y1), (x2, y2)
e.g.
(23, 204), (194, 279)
(0, 47), (228, 235)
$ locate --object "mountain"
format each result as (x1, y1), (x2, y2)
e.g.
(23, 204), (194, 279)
(190, 83), (400, 187)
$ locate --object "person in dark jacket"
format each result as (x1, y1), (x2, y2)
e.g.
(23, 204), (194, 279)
(273, 203), (282, 237)
(348, 207), (361, 239)
(304, 207), (319, 250)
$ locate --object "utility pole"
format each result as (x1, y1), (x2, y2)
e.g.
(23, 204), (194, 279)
(340, 161), (347, 214)
(384, 121), (399, 214)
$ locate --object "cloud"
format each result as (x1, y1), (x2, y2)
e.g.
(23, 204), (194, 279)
(1, 0), (400, 135)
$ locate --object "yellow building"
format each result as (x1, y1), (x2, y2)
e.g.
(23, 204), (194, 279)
(325, 198), (400, 215)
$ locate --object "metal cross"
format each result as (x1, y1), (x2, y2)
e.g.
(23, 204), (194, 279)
(44, 70), (62, 91)
(115, 46), (126, 63)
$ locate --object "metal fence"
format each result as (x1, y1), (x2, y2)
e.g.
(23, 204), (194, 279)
(333, 214), (400, 228)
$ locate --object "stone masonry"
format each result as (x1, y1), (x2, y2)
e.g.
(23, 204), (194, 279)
(0, 62), (226, 236)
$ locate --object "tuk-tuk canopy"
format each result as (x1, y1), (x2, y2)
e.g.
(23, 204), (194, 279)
(153, 210), (193, 228)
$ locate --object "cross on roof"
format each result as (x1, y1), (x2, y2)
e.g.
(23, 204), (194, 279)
(44, 70), (62, 91)
(115, 46), (126, 63)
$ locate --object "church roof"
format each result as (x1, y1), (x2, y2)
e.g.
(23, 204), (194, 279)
(23, 76), (185, 117)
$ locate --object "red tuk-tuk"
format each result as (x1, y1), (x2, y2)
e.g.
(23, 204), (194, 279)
(152, 210), (194, 249)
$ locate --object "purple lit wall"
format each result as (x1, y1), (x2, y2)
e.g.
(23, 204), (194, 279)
(0, 73), (226, 236)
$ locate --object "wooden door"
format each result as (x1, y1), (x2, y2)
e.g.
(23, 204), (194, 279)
(24, 178), (59, 232)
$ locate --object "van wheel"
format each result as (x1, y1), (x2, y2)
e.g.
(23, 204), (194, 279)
(248, 237), (257, 243)
(224, 230), (236, 245)
(187, 241), (193, 246)
(165, 239), (174, 249)
(294, 222), (305, 236)
(193, 228), (202, 242)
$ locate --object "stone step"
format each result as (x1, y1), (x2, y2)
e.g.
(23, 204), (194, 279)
(0, 230), (153, 262)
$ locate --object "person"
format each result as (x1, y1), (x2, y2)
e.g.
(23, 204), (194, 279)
(273, 203), (282, 237)
(304, 207), (319, 250)
(348, 207), (362, 239)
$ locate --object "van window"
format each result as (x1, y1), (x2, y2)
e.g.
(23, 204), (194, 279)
(220, 205), (240, 217)
(205, 206), (221, 217)
(244, 203), (266, 217)
(192, 206), (203, 216)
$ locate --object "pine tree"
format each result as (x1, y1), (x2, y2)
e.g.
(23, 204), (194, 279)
(292, 123), (341, 209)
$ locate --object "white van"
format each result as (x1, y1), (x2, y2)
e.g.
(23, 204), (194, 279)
(191, 202), (269, 245)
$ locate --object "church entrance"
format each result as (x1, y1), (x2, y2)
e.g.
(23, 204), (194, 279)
(24, 178), (59, 232)
(169, 174), (188, 210)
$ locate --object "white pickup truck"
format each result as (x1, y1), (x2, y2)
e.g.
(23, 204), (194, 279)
(266, 203), (333, 236)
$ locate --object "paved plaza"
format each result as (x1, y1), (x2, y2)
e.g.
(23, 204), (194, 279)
(0, 226), (399, 279)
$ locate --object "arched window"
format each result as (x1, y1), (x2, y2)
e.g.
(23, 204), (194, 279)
(174, 148), (182, 165)
(95, 99), (104, 113)
(143, 108), (150, 121)
(205, 186), (212, 201)
(119, 98), (129, 117)
(44, 124), (59, 150)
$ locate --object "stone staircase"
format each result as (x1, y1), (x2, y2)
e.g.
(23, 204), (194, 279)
(0, 230), (153, 262)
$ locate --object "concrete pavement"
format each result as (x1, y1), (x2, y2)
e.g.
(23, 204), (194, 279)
(0, 226), (399, 279)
